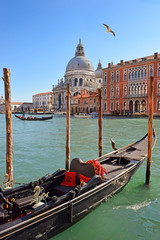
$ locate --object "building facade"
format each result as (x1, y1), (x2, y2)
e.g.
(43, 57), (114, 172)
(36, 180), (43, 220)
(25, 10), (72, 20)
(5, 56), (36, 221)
(103, 52), (160, 116)
(32, 92), (53, 110)
(71, 89), (99, 114)
(52, 40), (103, 111)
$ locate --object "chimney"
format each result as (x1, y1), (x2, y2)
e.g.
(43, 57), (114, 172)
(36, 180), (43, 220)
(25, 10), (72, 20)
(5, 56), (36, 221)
(108, 63), (111, 68)
(154, 52), (158, 59)
(120, 60), (124, 65)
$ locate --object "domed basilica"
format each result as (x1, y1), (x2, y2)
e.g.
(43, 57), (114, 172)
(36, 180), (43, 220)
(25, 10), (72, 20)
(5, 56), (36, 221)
(52, 39), (103, 110)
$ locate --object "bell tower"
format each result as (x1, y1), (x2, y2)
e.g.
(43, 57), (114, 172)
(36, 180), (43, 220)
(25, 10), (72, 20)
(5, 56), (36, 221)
(75, 39), (85, 56)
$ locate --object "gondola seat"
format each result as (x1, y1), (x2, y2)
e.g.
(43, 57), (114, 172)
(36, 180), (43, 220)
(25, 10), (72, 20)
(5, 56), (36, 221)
(70, 158), (95, 178)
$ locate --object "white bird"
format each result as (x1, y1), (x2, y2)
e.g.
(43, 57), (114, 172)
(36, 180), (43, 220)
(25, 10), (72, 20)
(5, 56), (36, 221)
(103, 24), (115, 37)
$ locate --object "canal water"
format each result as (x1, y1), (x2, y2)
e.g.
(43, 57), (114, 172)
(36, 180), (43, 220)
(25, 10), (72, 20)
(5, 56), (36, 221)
(0, 114), (159, 240)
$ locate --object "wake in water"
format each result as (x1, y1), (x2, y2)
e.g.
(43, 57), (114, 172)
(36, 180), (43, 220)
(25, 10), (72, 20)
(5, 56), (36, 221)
(126, 200), (152, 211)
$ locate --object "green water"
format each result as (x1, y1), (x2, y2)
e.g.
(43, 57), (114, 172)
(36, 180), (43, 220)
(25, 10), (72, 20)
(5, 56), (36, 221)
(0, 114), (160, 240)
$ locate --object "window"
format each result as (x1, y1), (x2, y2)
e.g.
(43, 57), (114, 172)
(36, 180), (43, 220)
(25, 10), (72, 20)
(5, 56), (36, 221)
(158, 65), (160, 76)
(135, 71), (137, 79)
(94, 98), (96, 103)
(158, 83), (160, 95)
(129, 72), (131, 80)
(74, 78), (78, 86)
(132, 72), (134, 80)
(129, 87), (131, 96)
(144, 85), (147, 95)
(104, 73), (107, 83)
(111, 87), (114, 98)
(141, 70), (144, 79)
(138, 70), (140, 79)
(104, 88), (107, 96)
(116, 71), (119, 82)
(145, 69), (147, 78)
(150, 68), (153, 76)
(111, 72), (114, 83)
(111, 102), (114, 111)
(158, 100), (160, 110)
(116, 101), (119, 110)
(124, 86), (127, 97)
(116, 87), (119, 97)
(79, 78), (83, 86)
(104, 102), (107, 111)
(124, 70), (127, 81)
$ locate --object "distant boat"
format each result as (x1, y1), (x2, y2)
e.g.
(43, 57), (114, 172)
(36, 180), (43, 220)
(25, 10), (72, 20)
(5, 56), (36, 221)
(15, 114), (53, 121)
(74, 113), (91, 118)
(0, 131), (156, 239)
(90, 112), (98, 118)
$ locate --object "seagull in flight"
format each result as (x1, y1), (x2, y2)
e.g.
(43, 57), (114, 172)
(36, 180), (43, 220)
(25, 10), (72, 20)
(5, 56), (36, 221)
(103, 24), (115, 37)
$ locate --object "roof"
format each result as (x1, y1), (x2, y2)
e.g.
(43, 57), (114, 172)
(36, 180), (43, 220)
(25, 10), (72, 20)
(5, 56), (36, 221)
(103, 52), (160, 70)
(72, 91), (98, 99)
(33, 92), (52, 96)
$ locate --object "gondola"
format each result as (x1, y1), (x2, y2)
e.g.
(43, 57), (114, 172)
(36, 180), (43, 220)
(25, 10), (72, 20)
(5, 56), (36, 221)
(15, 114), (53, 121)
(0, 131), (156, 240)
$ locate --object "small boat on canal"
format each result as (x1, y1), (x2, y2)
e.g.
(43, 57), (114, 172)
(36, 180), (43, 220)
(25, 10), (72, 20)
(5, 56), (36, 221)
(74, 113), (91, 118)
(15, 114), (53, 121)
(0, 130), (156, 240)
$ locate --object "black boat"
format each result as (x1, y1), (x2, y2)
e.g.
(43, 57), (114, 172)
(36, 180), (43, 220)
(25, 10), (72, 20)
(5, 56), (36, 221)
(0, 131), (156, 240)
(15, 115), (53, 121)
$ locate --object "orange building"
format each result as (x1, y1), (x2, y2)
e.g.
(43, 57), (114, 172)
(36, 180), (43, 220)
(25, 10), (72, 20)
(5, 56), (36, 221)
(71, 89), (99, 114)
(102, 52), (160, 116)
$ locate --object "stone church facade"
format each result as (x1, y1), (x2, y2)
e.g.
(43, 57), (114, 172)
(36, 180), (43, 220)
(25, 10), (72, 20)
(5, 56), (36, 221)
(52, 40), (103, 111)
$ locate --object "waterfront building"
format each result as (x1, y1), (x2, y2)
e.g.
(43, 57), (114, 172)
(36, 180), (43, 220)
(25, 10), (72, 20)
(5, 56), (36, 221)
(52, 39), (103, 111)
(32, 92), (53, 110)
(71, 89), (99, 114)
(0, 102), (33, 113)
(103, 52), (160, 116)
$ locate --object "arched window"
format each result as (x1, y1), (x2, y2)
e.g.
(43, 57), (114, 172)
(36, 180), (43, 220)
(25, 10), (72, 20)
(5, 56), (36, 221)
(135, 71), (137, 79)
(124, 87), (127, 97)
(129, 87), (131, 96)
(116, 101), (119, 110)
(138, 70), (140, 79)
(138, 86), (140, 95)
(150, 68), (153, 76)
(111, 88), (114, 98)
(116, 87), (119, 97)
(104, 102), (107, 111)
(104, 88), (107, 96)
(79, 78), (83, 86)
(116, 71), (119, 82)
(129, 72), (131, 80)
(158, 83), (160, 95)
(145, 69), (147, 78)
(144, 85), (147, 95)
(132, 72), (135, 80)
(158, 66), (160, 76)
(158, 100), (160, 110)
(74, 78), (78, 86)
(141, 70), (144, 79)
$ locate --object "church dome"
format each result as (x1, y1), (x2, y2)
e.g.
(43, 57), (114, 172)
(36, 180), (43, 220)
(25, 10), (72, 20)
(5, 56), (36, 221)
(95, 60), (103, 78)
(65, 39), (94, 73)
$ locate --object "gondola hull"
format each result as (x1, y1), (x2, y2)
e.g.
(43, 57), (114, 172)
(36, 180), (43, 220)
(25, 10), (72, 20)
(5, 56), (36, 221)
(0, 132), (156, 240)
(15, 115), (53, 121)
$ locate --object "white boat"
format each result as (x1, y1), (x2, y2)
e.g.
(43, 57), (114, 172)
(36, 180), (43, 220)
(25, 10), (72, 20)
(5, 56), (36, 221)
(74, 113), (91, 118)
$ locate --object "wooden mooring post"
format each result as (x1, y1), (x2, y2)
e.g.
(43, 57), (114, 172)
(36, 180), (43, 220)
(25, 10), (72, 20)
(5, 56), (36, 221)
(146, 76), (154, 184)
(2, 68), (13, 181)
(65, 84), (70, 171)
(98, 88), (103, 157)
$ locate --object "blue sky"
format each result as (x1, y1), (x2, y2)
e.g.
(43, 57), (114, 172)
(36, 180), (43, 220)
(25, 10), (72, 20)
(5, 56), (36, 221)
(0, 0), (160, 102)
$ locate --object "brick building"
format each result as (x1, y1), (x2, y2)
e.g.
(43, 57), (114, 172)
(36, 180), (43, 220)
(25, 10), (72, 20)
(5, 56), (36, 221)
(103, 52), (160, 116)
(71, 89), (99, 114)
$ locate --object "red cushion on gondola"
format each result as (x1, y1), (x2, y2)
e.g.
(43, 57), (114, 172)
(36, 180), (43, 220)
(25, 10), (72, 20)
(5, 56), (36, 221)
(60, 172), (77, 187)
(79, 174), (91, 184)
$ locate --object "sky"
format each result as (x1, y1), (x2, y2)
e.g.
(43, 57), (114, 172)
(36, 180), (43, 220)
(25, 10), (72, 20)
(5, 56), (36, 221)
(0, 0), (160, 102)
